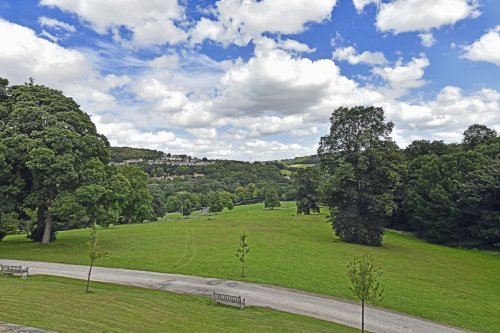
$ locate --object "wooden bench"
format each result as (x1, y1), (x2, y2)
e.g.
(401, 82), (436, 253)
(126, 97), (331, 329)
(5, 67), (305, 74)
(213, 292), (245, 309)
(0, 264), (29, 279)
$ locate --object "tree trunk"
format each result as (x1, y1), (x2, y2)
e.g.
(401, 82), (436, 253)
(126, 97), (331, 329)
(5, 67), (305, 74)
(362, 300), (365, 333)
(86, 260), (94, 293)
(41, 210), (53, 245)
(41, 186), (55, 244)
(37, 205), (46, 228)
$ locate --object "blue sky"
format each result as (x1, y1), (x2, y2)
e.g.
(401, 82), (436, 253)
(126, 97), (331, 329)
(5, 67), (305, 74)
(0, 0), (499, 160)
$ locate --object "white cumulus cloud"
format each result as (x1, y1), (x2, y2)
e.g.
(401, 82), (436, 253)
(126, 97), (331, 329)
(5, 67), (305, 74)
(333, 46), (388, 65)
(0, 19), (128, 113)
(352, 0), (379, 13)
(419, 32), (436, 47)
(462, 25), (500, 66)
(372, 56), (429, 97)
(376, 0), (479, 34)
(190, 0), (337, 46)
(40, 0), (187, 46)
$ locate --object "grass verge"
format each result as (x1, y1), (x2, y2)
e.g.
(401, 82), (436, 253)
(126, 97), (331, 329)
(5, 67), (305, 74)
(0, 275), (360, 333)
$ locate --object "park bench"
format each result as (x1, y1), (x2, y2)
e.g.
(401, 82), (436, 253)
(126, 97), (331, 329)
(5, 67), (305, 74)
(212, 292), (245, 309)
(0, 264), (29, 279)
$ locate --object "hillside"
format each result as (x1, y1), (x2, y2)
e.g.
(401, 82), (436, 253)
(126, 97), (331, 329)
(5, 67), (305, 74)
(111, 146), (165, 162)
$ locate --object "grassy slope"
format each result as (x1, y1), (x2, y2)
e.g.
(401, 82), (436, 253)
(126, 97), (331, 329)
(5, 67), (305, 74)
(1, 204), (498, 332)
(0, 275), (358, 333)
(289, 163), (316, 168)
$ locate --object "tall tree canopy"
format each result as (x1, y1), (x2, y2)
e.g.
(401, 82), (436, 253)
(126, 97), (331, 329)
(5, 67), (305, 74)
(462, 124), (497, 148)
(294, 168), (321, 215)
(0, 78), (116, 243)
(118, 165), (153, 224)
(318, 106), (403, 246)
(403, 139), (500, 248)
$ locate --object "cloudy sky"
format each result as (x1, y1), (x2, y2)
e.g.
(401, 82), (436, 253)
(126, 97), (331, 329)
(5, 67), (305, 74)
(0, 0), (499, 160)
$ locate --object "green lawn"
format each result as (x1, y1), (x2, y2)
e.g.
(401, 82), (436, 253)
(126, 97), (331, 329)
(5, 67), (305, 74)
(1, 203), (499, 332)
(0, 275), (359, 333)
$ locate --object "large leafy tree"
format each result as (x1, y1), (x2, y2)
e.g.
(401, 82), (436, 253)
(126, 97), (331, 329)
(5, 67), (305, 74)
(118, 165), (153, 224)
(148, 184), (167, 219)
(0, 78), (113, 243)
(294, 168), (321, 215)
(208, 191), (224, 213)
(318, 106), (403, 246)
(264, 187), (280, 210)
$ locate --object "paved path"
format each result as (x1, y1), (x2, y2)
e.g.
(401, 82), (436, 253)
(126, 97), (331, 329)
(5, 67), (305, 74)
(0, 259), (470, 333)
(0, 321), (54, 333)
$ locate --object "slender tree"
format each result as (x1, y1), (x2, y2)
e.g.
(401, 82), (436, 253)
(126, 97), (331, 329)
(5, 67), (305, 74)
(347, 254), (384, 333)
(236, 232), (250, 278)
(86, 223), (108, 293)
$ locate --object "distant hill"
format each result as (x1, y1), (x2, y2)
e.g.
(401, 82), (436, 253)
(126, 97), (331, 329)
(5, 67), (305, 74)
(279, 155), (320, 168)
(111, 147), (166, 163)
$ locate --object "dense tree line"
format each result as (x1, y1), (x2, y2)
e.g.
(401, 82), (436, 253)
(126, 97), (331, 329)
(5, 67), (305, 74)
(111, 146), (165, 162)
(145, 160), (294, 206)
(0, 79), (153, 243)
(317, 106), (499, 249)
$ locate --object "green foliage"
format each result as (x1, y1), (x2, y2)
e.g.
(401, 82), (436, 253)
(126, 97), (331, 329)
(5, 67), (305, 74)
(0, 212), (19, 241)
(208, 191), (224, 213)
(0, 79), (112, 243)
(347, 254), (384, 333)
(462, 124), (497, 148)
(119, 165), (154, 224)
(295, 168), (321, 215)
(166, 195), (182, 213)
(236, 231), (250, 278)
(111, 146), (164, 163)
(147, 160), (293, 205)
(219, 191), (235, 210)
(403, 140), (456, 160)
(319, 106), (401, 246)
(458, 159), (500, 247)
(264, 187), (280, 210)
(86, 223), (108, 293)
(182, 199), (193, 218)
(403, 145), (500, 248)
(149, 184), (167, 219)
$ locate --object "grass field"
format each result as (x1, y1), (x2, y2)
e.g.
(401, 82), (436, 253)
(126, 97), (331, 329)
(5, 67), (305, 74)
(1, 203), (499, 332)
(289, 163), (316, 168)
(0, 275), (359, 333)
(279, 169), (292, 176)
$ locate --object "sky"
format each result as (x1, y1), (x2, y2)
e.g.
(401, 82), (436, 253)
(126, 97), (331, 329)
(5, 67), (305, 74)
(0, 0), (499, 161)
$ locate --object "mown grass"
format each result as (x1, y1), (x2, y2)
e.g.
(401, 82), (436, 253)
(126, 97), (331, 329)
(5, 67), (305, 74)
(289, 163), (315, 168)
(0, 275), (359, 333)
(1, 203), (499, 332)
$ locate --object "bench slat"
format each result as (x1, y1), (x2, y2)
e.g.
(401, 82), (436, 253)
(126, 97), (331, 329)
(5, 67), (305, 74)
(213, 292), (245, 309)
(1, 264), (29, 279)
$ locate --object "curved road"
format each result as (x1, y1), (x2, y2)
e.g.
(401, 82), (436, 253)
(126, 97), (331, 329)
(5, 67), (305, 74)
(0, 259), (470, 333)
